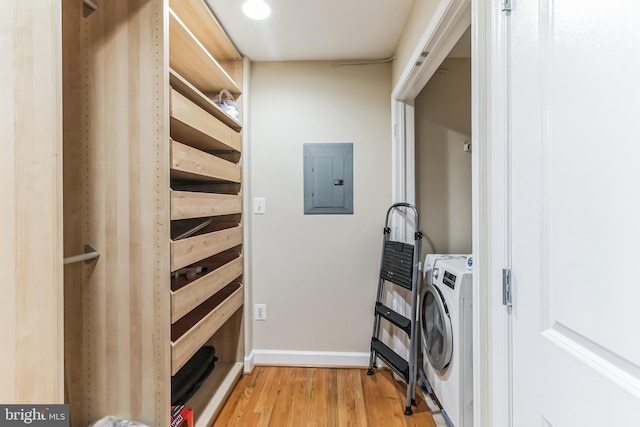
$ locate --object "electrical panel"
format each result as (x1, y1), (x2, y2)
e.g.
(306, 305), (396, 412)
(303, 143), (353, 214)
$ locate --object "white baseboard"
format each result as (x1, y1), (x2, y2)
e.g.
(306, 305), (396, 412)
(247, 350), (370, 369)
(244, 351), (255, 373)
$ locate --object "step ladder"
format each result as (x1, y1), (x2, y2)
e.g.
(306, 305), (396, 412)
(367, 203), (422, 416)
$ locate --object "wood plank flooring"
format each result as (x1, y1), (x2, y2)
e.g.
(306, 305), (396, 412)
(212, 366), (437, 427)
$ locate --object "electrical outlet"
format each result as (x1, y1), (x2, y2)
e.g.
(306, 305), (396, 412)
(255, 303), (267, 321)
(253, 197), (266, 214)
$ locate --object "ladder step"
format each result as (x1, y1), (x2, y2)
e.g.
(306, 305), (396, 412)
(380, 240), (414, 290)
(371, 338), (409, 382)
(375, 303), (411, 334)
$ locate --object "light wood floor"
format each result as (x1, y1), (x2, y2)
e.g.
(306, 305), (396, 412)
(212, 366), (437, 427)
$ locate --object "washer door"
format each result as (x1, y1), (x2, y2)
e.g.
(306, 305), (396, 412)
(421, 283), (453, 371)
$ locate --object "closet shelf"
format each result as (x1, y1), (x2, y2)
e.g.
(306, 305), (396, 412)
(170, 69), (242, 132)
(171, 88), (241, 153)
(170, 140), (241, 183)
(171, 283), (243, 375)
(171, 255), (243, 323)
(169, 0), (241, 64)
(169, 0), (242, 61)
(171, 224), (243, 272)
(169, 9), (240, 97)
(171, 190), (242, 220)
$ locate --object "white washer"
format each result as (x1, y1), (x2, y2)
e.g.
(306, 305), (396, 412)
(421, 254), (473, 427)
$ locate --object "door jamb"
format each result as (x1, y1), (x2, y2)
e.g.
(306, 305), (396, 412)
(472, 0), (513, 425)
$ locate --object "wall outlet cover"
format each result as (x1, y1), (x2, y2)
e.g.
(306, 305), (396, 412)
(255, 303), (267, 321)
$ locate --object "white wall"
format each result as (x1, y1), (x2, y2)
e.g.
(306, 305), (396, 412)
(248, 61), (392, 363)
(415, 58), (472, 255)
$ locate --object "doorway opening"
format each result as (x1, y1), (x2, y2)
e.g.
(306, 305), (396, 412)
(389, 1), (477, 424)
(414, 27), (472, 257)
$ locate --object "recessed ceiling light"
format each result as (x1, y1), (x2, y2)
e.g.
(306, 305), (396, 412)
(242, 0), (271, 20)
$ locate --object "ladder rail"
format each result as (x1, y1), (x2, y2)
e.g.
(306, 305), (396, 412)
(384, 202), (420, 233)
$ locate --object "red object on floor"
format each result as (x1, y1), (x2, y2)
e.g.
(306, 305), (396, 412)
(171, 405), (193, 427)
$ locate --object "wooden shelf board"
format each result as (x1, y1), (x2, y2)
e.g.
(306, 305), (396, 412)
(169, 0), (241, 63)
(171, 255), (243, 323)
(171, 218), (240, 240)
(171, 284), (243, 375)
(169, 8), (240, 96)
(186, 361), (244, 427)
(170, 140), (241, 184)
(170, 69), (242, 131)
(170, 224), (243, 272)
(170, 88), (242, 153)
(171, 190), (242, 220)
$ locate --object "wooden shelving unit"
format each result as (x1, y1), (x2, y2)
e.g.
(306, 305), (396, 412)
(59, 0), (244, 425)
(168, 0), (245, 424)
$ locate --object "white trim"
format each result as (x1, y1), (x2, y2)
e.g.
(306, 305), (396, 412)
(488, 1), (513, 426)
(390, 99), (416, 211)
(404, 102), (416, 211)
(244, 351), (255, 373)
(391, 99), (406, 206)
(393, 0), (472, 101)
(242, 56), (255, 374)
(251, 350), (370, 368)
(390, 100), (411, 242)
(471, 1), (490, 425)
(472, 0), (513, 426)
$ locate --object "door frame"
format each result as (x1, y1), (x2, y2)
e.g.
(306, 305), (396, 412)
(391, 0), (511, 425)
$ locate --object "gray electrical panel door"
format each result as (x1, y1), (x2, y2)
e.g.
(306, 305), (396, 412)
(303, 143), (353, 214)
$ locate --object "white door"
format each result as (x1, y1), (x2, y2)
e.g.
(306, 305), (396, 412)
(509, 0), (640, 425)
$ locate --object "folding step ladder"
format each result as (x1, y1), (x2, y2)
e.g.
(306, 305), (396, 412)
(367, 203), (422, 416)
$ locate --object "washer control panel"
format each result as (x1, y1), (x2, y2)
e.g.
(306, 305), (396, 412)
(443, 270), (457, 289)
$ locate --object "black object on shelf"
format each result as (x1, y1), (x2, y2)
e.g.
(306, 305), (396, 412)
(171, 346), (218, 405)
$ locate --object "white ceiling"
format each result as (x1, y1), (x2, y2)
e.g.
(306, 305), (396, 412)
(205, 0), (417, 62)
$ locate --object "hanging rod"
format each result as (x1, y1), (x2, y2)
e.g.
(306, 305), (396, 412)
(64, 245), (100, 265)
